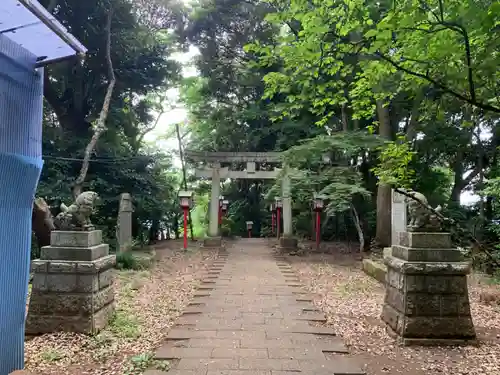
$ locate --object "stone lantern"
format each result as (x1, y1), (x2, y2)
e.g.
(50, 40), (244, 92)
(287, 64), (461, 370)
(178, 190), (194, 249)
(246, 221), (253, 238)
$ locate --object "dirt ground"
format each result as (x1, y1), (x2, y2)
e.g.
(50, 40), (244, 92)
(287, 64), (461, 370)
(23, 239), (500, 375)
(287, 241), (500, 375)
(24, 240), (218, 375)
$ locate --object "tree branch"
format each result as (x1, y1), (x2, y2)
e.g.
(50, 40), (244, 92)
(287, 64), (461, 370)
(136, 103), (166, 146)
(175, 123), (194, 241)
(417, 0), (477, 106)
(376, 53), (500, 113)
(73, 8), (116, 198)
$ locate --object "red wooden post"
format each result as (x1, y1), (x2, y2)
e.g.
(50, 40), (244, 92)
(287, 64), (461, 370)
(218, 206), (222, 225)
(276, 208), (281, 239)
(183, 207), (188, 250)
(316, 210), (321, 250)
(248, 229), (252, 238)
(312, 208), (315, 240)
(271, 212), (275, 235)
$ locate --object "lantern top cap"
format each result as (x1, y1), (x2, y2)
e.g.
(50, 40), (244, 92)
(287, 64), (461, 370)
(178, 190), (194, 198)
(219, 195), (224, 200)
(313, 193), (327, 200)
(222, 199), (229, 204)
(246, 221), (253, 225)
(274, 196), (282, 202)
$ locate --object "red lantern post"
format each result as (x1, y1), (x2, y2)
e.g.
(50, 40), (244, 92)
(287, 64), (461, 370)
(218, 195), (224, 225)
(221, 199), (229, 218)
(183, 207), (188, 247)
(312, 194), (325, 251)
(178, 190), (194, 250)
(275, 197), (282, 239)
(270, 203), (276, 235)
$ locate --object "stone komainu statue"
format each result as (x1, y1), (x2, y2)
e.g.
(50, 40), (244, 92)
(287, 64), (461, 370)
(53, 191), (99, 231)
(406, 190), (443, 232)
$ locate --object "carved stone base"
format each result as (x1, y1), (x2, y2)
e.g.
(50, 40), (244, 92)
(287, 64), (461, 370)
(26, 230), (116, 335)
(385, 323), (478, 347)
(203, 236), (222, 249)
(278, 236), (298, 252)
(381, 232), (476, 345)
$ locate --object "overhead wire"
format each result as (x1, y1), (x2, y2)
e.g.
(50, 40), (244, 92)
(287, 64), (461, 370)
(42, 154), (163, 164)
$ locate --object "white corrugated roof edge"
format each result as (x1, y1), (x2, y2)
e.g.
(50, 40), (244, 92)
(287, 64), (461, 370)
(20, 0), (87, 66)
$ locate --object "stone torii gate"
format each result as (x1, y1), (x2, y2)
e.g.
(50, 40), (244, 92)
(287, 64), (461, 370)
(185, 151), (297, 249)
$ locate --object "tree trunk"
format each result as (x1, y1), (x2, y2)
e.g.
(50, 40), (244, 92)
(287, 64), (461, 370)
(32, 198), (55, 249)
(350, 204), (364, 254)
(374, 99), (392, 249)
(341, 103), (349, 131)
(175, 123), (195, 240)
(149, 219), (159, 244)
(173, 214), (180, 239)
(73, 9), (116, 198)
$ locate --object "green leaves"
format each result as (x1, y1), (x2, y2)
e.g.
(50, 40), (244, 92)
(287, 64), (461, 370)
(248, 0), (500, 125)
(371, 138), (416, 188)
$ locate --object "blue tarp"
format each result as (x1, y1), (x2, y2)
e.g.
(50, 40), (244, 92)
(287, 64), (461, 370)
(0, 34), (44, 374)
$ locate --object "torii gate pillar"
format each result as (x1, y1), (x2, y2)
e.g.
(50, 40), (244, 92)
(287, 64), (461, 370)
(204, 162), (222, 248)
(280, 168), (297, 250)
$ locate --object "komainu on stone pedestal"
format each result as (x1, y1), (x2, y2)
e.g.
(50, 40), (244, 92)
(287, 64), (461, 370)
(26, 230), (115, 335)
(54, 191), (99, 231)
(381, 231), (476, 346)
(405, 190), (443, 233)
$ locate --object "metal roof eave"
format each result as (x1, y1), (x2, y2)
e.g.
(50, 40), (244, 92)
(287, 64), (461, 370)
(20, 0), (87, 66)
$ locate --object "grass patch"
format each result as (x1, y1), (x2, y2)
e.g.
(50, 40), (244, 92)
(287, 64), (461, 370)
(482, 270), (500, 286)
(117, 269), (151, 297)
(122, 352), (171, 375)
(108, 310), (141, 338)
(88, 331), (119, 362)
(115, 250), (156, 271)
(335, 277), (376, 296)
(40, 348), (64, 362)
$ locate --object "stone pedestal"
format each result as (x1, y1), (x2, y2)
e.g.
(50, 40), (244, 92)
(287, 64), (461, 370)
(203, 236), (222, 249)
(381, 231), (476, 346)
(278, 236), (298, 251)
(26, 230), (116, 335)
(117, 193), (133, 252)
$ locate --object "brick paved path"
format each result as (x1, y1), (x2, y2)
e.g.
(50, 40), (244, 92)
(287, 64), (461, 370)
(149, 239), (365, 375)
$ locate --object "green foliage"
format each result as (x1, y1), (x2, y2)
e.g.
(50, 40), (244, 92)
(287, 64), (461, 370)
(34, 0), (185, 249)
(372, 138), (416, 188)
(220, 216), (234, 237)
(190, 192), (209, 238)
(115, 252), (153, 270)
(249, 0), (500, 122)
(40, 349), (64, 362)
(482, 177), (500, 199)
(123, 352), (171, 375)
(108, 310), (141, 338)
(179, 0), (500, 267)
